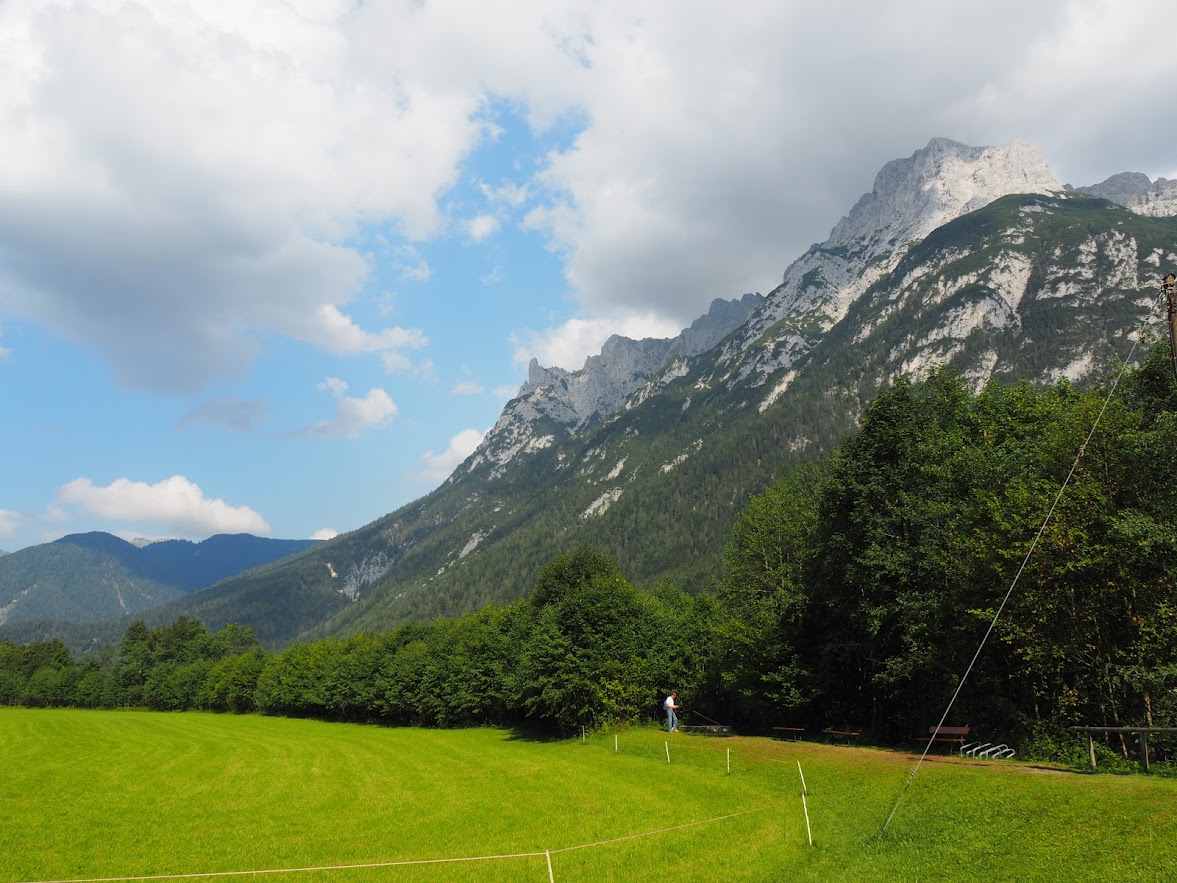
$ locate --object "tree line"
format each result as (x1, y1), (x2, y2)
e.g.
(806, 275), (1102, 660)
(0, 550), (719, 736)
(2, 343), (1175, 765)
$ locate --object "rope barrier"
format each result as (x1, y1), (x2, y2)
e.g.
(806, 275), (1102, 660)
(14, 852), (548, 883)
(12, 806), (773, 883)
(549, 806), (771, 854)
(881, 288), (1167, 834)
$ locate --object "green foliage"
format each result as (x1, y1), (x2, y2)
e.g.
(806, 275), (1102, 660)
(797, 349), (1177, 747)
(1, 347), (1175, 762)
(718, 462), (820, 722)
(0, 539), (184, 626)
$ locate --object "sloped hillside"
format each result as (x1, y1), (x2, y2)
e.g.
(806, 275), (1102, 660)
(0, 532), (319, 631)
(0, 536), (183, 626)
(28, 139), (1175, 650)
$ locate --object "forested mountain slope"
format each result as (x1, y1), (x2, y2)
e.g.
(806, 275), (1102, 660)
(0, 537), (183, 626)
(19, 139), (1176, 650)
(0, 532), (319, 630)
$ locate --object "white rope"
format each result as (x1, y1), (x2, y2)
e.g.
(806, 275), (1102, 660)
(14, 806), (772, 883)
(16, 852), (548, 883)
(549, 806), (771, 853)
(881, 289), (1165, 834)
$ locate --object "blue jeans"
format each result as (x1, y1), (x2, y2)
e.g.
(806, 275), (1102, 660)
(667, 707), (677, 732)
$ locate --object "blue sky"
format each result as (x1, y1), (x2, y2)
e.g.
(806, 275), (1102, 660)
(3, 0), (1177, 552)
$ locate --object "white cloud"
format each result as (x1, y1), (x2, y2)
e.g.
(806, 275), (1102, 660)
(516, 0), (1177, 341)
(55, 475), (270, 538)
(451, 380), (485, 396)
(415, 428), (486, 483)
(381, 351), (415, 373)
(310, 528), (338, 541)
(381, 352), (436, 377)
(512, 313), (684, 372)
(3, 0), (1176, 393)
(318, 376), (349, 397)
(397, 259), (433, 282)
(0, 0), (474, 392)
(465, 214), (500, 242)
(312, 306), (428, 357)
(308, 387), (398, 438)
(479, 180), (529, 207)
(0, 509), (21, 538)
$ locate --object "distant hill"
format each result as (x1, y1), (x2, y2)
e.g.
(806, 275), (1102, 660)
(133, 533), (321, 592)
(0, 532), (319, 629)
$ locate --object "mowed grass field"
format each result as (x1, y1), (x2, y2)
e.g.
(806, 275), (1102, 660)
(1, 709), (1174, 882)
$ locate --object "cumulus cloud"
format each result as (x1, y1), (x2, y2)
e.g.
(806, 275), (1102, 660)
(516, 0), (1177, 366)
(318, 377), (349, 397)
(307, 385), (398, 438)
(0, 0), (461, 392)
(3, 0), (1176, 392)
(56, 475), (270, 538)
(381, 351), (415, 374)
(465, 214), (500, 242)
(415, 428), (486, 483)
(310, 528), (338, 541)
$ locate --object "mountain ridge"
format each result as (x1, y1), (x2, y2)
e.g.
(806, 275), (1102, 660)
(6, 137), (1175, 651)
(0, 532), (320, 627)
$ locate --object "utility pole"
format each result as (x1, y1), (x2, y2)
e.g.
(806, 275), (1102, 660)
(1165, 272), (1177, 382)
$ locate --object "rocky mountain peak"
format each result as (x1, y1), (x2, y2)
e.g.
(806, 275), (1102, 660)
(516, 293), (764, 429)
(467, 137), (1165, 483)
(671, 292), (765, 358)
(466, 293), (765, 478)
(829, 138), (1061, 252)
(729, 139), (1062, 384)
(1077, 172), (1177, 217)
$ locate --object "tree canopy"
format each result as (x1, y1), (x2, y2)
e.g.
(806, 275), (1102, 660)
(3, 344), (1175, 764)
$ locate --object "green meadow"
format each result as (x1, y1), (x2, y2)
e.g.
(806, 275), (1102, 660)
(1, 709), (1174, 883)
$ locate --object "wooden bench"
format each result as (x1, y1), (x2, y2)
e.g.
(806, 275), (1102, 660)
(928, 725), (970, 748)
(772, 726), (805, 741)
(821, 728), (861, 743)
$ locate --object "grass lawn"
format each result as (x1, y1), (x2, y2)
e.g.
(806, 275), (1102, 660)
(0, 708), (1174, 882)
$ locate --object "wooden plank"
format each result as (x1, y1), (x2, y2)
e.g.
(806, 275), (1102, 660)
(929, 725), (970, 736)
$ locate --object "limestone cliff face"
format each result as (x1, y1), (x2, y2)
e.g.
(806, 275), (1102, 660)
(1078, 172), (1177, 218)
(462, 292), (764, 477)
(726, 138), (1063, 384)
(463, 138), (1171, 481)
(144, 138), (1177, 640)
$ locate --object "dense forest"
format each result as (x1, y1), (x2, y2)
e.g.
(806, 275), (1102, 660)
(3, 343), (1175, 768)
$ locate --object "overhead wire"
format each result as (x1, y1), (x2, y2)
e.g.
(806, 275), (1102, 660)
(881, 284), (1170, 834)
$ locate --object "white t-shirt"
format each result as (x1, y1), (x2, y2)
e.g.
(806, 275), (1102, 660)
(664, 695), (676, 710)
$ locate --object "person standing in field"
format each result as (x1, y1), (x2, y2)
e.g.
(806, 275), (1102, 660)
(664, 692), (679, 733)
